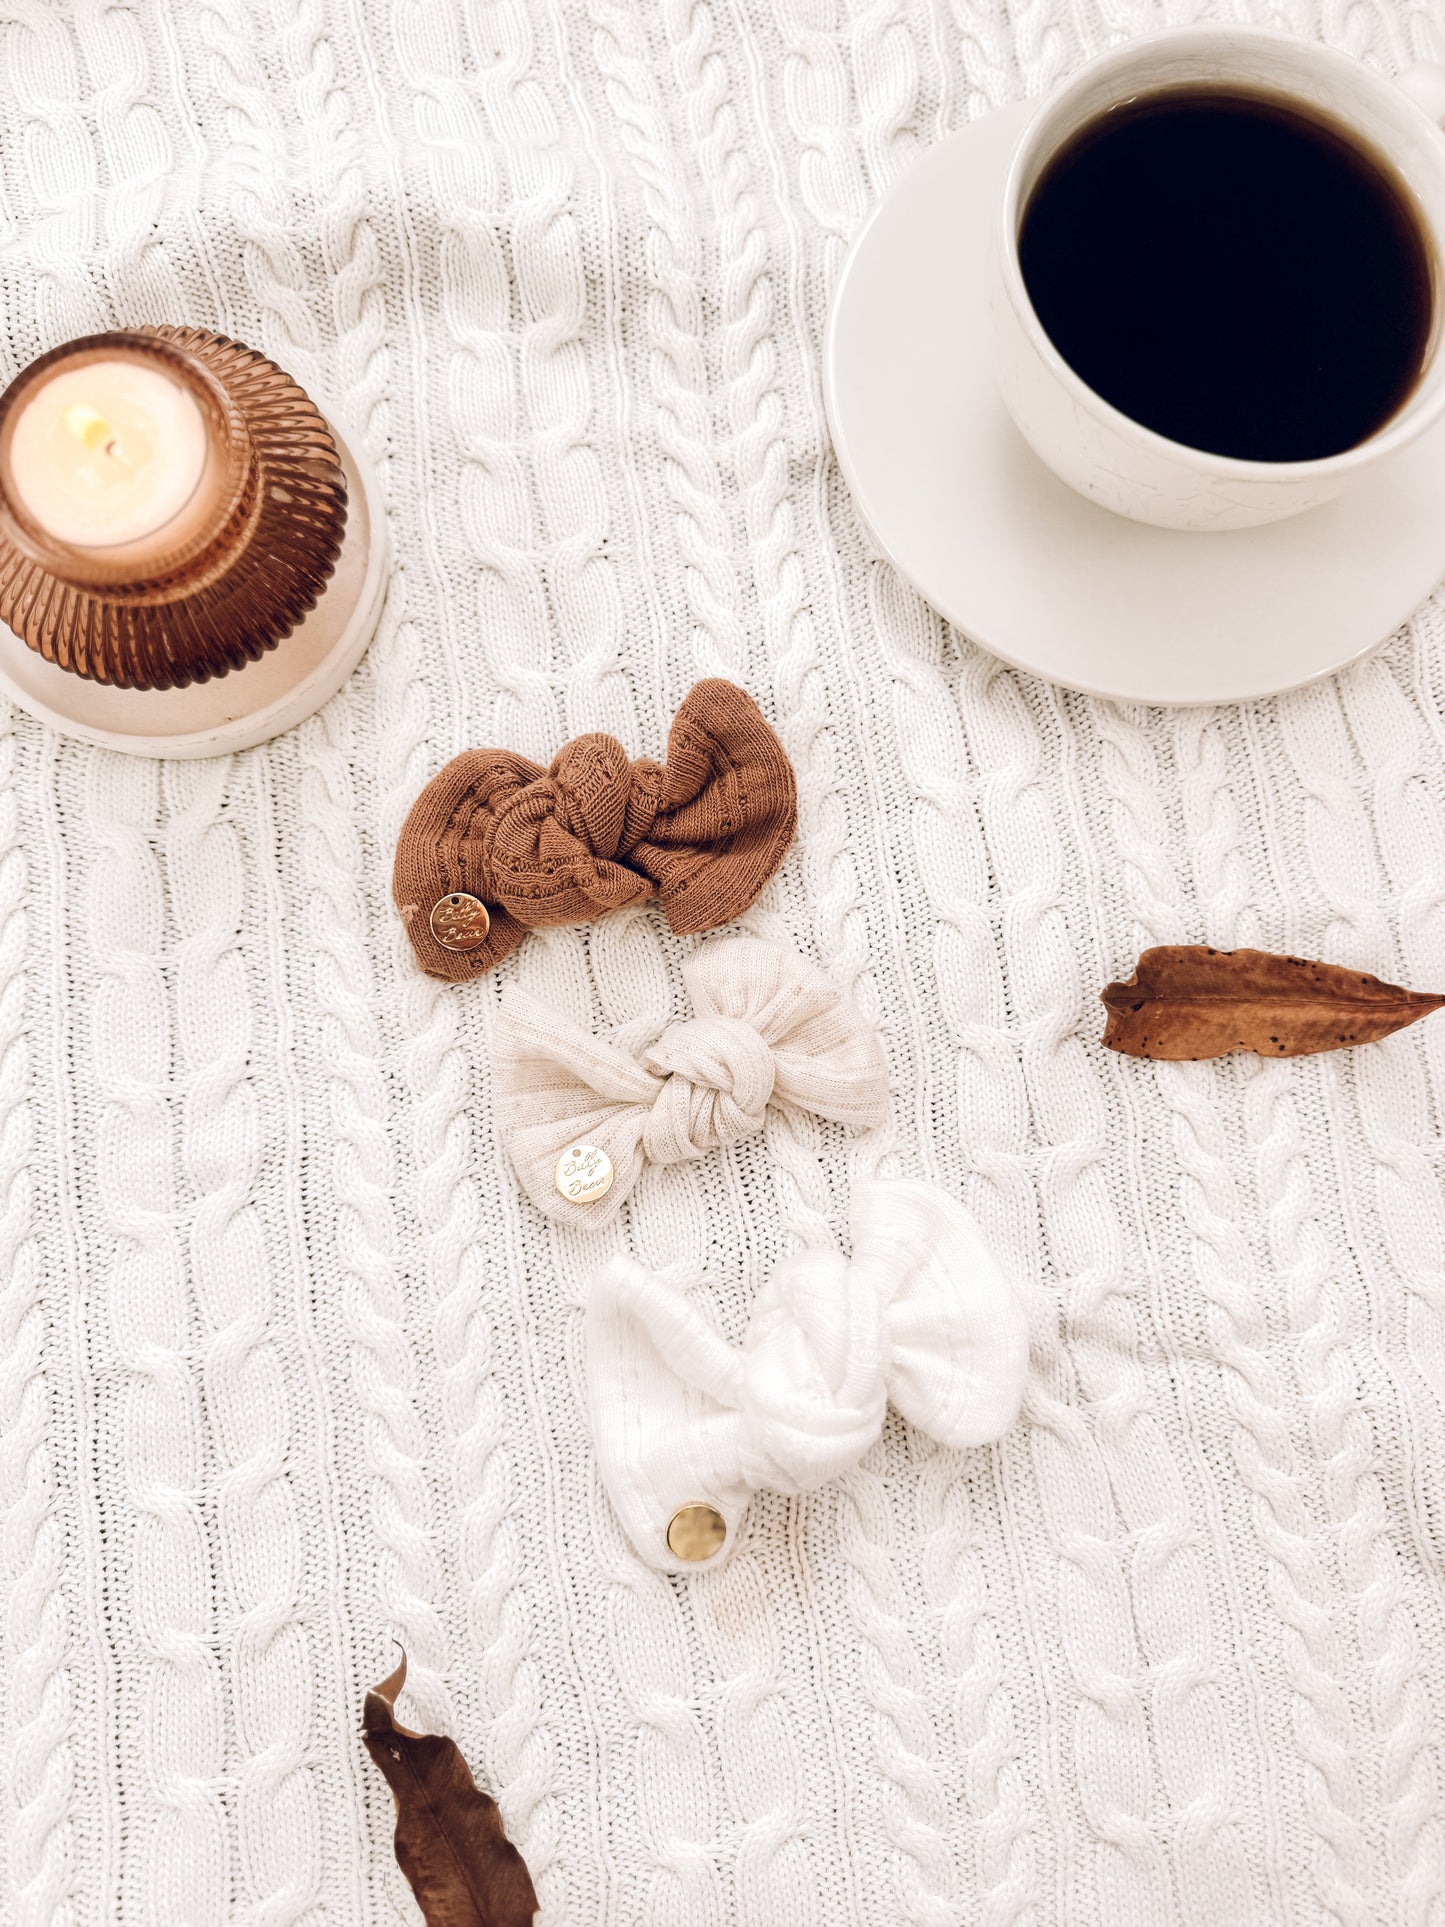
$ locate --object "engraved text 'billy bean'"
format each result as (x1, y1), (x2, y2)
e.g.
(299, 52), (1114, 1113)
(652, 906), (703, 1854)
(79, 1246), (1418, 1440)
(429, 892), (490, 952)
(554, 1143), (614, 1203)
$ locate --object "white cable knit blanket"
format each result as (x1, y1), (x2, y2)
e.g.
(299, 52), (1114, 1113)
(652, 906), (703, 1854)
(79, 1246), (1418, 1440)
(4, 3), (1445, 1924)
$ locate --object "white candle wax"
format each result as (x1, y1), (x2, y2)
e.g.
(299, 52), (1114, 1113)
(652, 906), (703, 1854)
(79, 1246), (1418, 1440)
(8, 357), (209, 551)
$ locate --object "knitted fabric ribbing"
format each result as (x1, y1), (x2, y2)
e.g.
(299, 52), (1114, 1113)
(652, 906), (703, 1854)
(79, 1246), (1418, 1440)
(4, 4), (1445, 1924)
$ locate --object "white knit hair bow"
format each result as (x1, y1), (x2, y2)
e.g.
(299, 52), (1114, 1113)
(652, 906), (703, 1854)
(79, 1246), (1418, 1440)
(494, 935), (889, 1227)
(587, 1178), (1031, 1570)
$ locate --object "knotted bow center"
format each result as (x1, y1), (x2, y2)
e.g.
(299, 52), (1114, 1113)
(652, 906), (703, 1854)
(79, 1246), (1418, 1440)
(641, 1014), (777, 1162)
(486, 741), (665, 922)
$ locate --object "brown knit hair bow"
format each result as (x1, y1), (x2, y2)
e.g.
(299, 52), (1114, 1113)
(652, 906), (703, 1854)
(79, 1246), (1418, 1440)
(393, 680), (798, 980)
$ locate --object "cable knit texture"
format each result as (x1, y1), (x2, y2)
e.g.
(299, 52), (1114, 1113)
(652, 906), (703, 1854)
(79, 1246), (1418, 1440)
(393, 678), (797, 978)
(495, 935), (889, 1226)
(5, 3), (1445, 1923)
(589, 1180), (1030, 1569)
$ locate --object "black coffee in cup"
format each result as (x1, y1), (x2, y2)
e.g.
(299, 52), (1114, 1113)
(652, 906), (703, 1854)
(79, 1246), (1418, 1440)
(1018, 87), (1434, 463)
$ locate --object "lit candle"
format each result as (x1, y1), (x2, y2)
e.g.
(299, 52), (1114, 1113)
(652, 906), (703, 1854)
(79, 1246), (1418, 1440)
(0, 327), (350, 691)
(6, 356), (211, 555)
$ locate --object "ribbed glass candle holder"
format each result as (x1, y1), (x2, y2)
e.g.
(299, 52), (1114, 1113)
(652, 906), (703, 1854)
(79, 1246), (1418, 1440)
(0, 326), (348, 690)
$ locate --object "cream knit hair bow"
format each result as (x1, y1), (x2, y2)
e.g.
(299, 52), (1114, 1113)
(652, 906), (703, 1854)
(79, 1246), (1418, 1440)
(494, 935), (889, 1228)
(588, 1178), (1031, 1570)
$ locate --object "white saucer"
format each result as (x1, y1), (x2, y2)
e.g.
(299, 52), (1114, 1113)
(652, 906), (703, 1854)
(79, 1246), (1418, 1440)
(824, 103), (1445, 706)
(0, 417), (388, 756)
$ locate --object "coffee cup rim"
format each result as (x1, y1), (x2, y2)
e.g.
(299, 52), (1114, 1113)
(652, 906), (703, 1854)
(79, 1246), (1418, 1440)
(998, 26), (1445, 481)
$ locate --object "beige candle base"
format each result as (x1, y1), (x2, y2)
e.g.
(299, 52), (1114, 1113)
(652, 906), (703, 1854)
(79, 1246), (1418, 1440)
(0, 417), (385, 757)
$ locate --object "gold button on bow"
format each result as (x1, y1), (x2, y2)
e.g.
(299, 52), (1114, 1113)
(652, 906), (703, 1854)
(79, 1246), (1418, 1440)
(666, 1503), (727, 1563)
(429, 893), (491, 952)
(554, 1143), (614, 1204)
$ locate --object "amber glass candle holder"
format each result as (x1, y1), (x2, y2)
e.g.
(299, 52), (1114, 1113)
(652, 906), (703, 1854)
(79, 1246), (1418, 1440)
(0, 326), (348, 690)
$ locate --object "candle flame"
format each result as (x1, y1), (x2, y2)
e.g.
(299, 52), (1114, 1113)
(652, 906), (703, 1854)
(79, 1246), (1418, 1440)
(63, 403), (120, 460)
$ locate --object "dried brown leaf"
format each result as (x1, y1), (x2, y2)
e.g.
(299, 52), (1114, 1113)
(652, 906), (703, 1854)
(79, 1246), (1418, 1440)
(362, 1654), (538, 1927)
(1101, 945), (1445, 1061)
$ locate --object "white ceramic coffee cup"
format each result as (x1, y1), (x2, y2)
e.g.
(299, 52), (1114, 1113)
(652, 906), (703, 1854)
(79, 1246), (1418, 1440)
(988, 29), (1445, 530)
